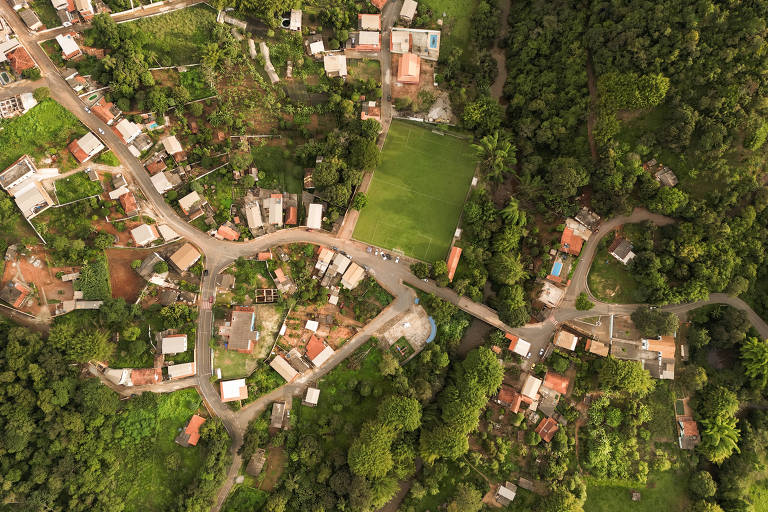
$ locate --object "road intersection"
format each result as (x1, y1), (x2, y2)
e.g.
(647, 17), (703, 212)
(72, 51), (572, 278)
(2, 2), (768, 509)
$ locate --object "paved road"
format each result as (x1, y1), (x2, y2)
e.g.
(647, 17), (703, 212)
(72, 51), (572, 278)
(5, 2), (768, 509)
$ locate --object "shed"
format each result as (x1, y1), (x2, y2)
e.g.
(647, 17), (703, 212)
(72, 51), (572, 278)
(269, 355), (299, 382)
(220, 379), (248, 402)
(271, 401), (286, 428)
(303, 387), (320, 406)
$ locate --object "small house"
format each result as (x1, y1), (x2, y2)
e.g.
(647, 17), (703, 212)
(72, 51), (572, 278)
(323, 54), (347, 78)
(55, 33), (81, 60)
(553, 330), (578, 351)
(535, 417), (559, 442)
(396, 53), (420, 84)
(167, 362), (196, 379)
(18, 10), (41, 30)
(520, 374), (542, 400)
(609, 237), (635, 265)
(399, 0), (417, 24)
(112, 118), (142, 144)
(175, 414), (206, 447)
(306, 335), (335, 367)
(270, 355), (299, 382)
(169, 243), (201, 272)
(129, 224), (158, 246)
(271, 401), (286, 429)
(306, 203), (323, 229)
(218, 306), (258, 353)
(358, 13), (381, 30)
(160, 333), (187, 355)
(446, 246), (461, 282)
(68, 132), (104, 163)
(303, 387), (320, 407)
(495, 482), (517, 506)
(340, 262), (365, 289)
(246, 449), (266, 476)
(92, 97), (120, 125)
(219, 379), (248, 402)
(506, 333), (530, 357)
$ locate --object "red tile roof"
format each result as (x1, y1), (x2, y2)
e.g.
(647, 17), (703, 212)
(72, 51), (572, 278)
(92, 98), (117, 124)
(120, 192), (137, 213)
(497, 385), (516, 404)
(535, 417), (559, 442)
(131, 368), (162, 385)
(217, 225), (240, 241)
(257, 252), (272, 260)
(12, 282), (31, 308)
(506, 333), (519, 351)
(680, 419), (699, 437)
(273, 267), (286, 283)
(446, 246), (462, 282)
(67, 139), (89, 163)
(184, 414), (206, 446)
(560, 227), (583, 256)
(286, 206), (298, 225)
(145, 160), (167, 175)
(305, 335), (325, 360)
(543, 371), (570, 395)
(7, 47), (35, 74)
(371, 0), (387, 9)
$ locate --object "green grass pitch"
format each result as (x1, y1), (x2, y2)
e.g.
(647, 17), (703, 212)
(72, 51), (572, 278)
(354, 121), (477, 262)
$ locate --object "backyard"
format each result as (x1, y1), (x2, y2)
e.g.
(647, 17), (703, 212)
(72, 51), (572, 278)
(54, 171), (103, 203)
(587, 245), (642, 304)
(252, 144), (304, 194)
(421, 0), (478, 54)
(0, 99), (86, 169)
(128, 5), (218, 66)
(585, 470), (690, 512)
(353, 121), (477, 261)
(115, 389), (206, 512)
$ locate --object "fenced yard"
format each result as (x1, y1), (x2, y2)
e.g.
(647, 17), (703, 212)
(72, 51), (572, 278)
(353, 121), (476, 261)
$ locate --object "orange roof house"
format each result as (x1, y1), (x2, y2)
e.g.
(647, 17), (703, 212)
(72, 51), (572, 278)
(176, 414), (206, 447)
(497, 385), (532, 414)
(559, 227), (584, 256)
(370, 0), (387, 9)
(120, 191), (138, 214)
(286, 206), (298, 225)
(446, 246), (462, 282)
(67, 139), (89, 163)
(257, 252), (272, 261)
(305, 335), (325, 360)
(273, 267), (287, 283)
(216, 224), (240, 241)
(543, 371), (570, 395)
(91, 97), (118, 125)
(535, 417), (559, 443)
(645, 335), (676, 360)
(130, 368), (162, 385)
(397, 53), (420, 84)
(7, 47), (34, 74)
(145, 159), (167, 175)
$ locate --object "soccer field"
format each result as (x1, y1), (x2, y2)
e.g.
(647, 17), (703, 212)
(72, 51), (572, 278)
(354, 121), (477, 262)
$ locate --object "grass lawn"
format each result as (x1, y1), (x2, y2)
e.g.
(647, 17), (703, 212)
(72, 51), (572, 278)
(179, 68), (216, 100)
(130, 5), (217, 66)
(348, 59), (381, 81)
(354, 121), (477, 261)
(585, 471), (690, 512)
(222, 485), (268, 511)
(251, 145), (304, 194)
(646, 381), (676, 441)
(95, 150), (120, 167)
(0, 99), (87, 169)
(588, 245), (642, 304)
(116, 389), (205, 512)
(54, 171), (103, 203)
(213, 346), (253, 379)
(29, 1), (61, 28)
(421, 0), (478, 55)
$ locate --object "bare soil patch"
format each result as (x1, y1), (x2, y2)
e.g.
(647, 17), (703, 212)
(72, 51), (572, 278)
(105, 247), (155, 302)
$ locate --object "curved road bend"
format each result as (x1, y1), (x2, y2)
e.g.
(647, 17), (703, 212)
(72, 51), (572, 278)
(4, 2), (768, 508)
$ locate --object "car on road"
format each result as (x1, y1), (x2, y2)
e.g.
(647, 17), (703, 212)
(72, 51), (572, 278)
(331, 246), (338, 251)
(209, 296), (214, 304)
(340, 251), (348, 257)
(362, 265), (370, 271)
(423, 278), (428, 282)
(526, 352), (532, 359)
(395, 256), (400, 263)
(366, 246), (372, 253)
(375, 249), (380, 256)
(97, 128), (104, 134)
(84, 107), (90, 113)
(387, 94), (392, 102)
(539, 348), (545, 356)
(203, 269), (209, 276)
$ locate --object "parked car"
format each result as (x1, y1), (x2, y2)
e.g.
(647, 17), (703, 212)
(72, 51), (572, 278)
(526, 352), (532, 359)
(395, 256), (400, 263)
(366, 246), (372, 253)
(84, 107), (90, 113)
(97, 128), (104, 134)
(539, 348), (545, 356)
(203, 269), (209, 276)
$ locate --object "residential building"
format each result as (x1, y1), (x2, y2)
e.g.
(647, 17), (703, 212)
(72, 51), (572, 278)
(328, 252), (351, 276)
(157, 224), (179, 241)
(175, 414), (205, 447)
(285, 206), (297, 225)
(340, 262), (365, 289)
(6, 45), (34, 73)
(399, 0), (417, 23)
(535, 417), (559, 442)
(390, 29), (410, 53)
(553, 330), (578, 351)
(55, 33), (81, 59)
(495, 482), (517, 506)
(178, 191), (204, 219)
(145, 159), (167, 175)
(305, 319), (319, 332)
(391, 28), (440, 60)
(218, 306), (258, 353)
(169, 243), (201, 272)
(305, 334), (334, 367)
(268, 193), (283, 225)
(559, 226), (584, 256)
(358, 13), (381, 30)
(68, 132), (104, 163)
(446, 245), (461, 282)
(150, 171), (174, 193)
(273, 267), (295, 294)
(323, 54), (347, 78)
(130, 224), (158, 246)
(167, 362), (195, 379)
(609, 237), (635, 265)
(538, 280), (565, 308)
(306, 202), (322, 229)
(270, 355), (299, 382)
(303, 387), (320, 406)
(74, 0), (94, 20)
(315, 246), (334, 275)
(655, 167), (678, 187)
(112, 173), (127, 189)
(112, 118), (142, 144)
(356, 31), (381, 51)
(91, 97), (120, 125)
(371, 0), (387, 10)
(497, 385), (533, 414)
(396, 52), (420, 84)
(542, 371), (569, 395)
(575, 207), (601, 230)
(271, 401), (286, 428)
(0, 154), (35, 191)
(361, 100), (381, 122)
(246, 449), (266, 476)
(0, 280), (30, 308)
(0, 156), (53, 218)
(111, 184), (129, 201)
(244, 200), (263, 234)
(57, 9), (73, 26)
(506, 333), (531, 357)
(216, 222), (240, 241)
(18, 10), (41, 30)
(50, 0), (67, 10)
(677, 418), (700, 450)
(0, 92), (36, 118)
(308, 38), (324, 55)
(520, 374), (542, 400)
(219, 379), (248, 402)
(160, 333), (187, 354)
(8, 0), (27, 11)
(161, 135), (185, 162)
(585, 338), (609, 357)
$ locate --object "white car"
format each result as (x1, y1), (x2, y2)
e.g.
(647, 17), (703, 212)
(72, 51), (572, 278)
(395, 256), (400, 263)
(97, 128), (104, 134)
(526, 352), (532, 359)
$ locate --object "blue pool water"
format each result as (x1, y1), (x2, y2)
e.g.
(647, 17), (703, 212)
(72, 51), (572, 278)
(429, 34), (438, 48)
(426, 317), (437, 343)
(552, 261), (563, 276)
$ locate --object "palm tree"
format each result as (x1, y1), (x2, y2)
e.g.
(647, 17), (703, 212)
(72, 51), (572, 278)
(500, 198), (527, 226)
(700, 416), (740, 464)
(741, 337), (768, 389)
(513, 169), (545, 200)
(471, 131), (517, 182)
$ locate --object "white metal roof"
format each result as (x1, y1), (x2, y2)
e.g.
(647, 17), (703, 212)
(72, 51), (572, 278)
(55, 33), (80, 56)
(161, 135), (183, 155)
(305, 320), (319, 332)
(220, 378), (247, 399)
(304, 387), (320, 405)
(245, 201), (262, 229)
(309, 40), (325, 54)
(167, 362), (195, 379)
(311, 345), (335, 367)
(306, 203), (322, 229)
(511, 338), (530, 357)
(160, 334), (187, 354)
(178, 190), (201, 212)
(130, 224), (157, 246)
(358, 31), (380, 46)
(77, 132), (104, 155)
(157, 224), (179, 241)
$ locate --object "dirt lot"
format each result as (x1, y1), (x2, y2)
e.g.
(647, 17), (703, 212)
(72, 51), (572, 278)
(105, 247), (157, 303)
(1, 247), (75, 319)
(258, 446), (286, 492)
(281, 303), (361, 350)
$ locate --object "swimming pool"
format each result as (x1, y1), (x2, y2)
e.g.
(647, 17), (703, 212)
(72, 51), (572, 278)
(552, 261), (563, 276)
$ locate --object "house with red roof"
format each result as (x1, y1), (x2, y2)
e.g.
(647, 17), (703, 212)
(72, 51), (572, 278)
(91, 97), (120, 125)
(496, 385), (533, 414)
(535, 417), (559, 442)
(559, 227), (584, 256)
(176, 415), (206, 447)
(120, 191), (138, 215)
(370, 0), (387, 9)
(397, 52), (420, 84)
(285, 206), (298, 225)
(505, 332), (531, 357)
(542, 371), (570, 395)
(145, 159), (167, 175)
(7, 47), (35, 75)
(446, 246), (461, 282)
(216, 223), (240, 241)
(0, 280), (31, 308)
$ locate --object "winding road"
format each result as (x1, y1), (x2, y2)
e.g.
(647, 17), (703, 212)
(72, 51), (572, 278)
(2, 2), (768, 510)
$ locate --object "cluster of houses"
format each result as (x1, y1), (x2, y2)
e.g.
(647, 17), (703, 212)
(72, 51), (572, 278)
(314, 245), (366, 304)
(0, 90), (36, 118)
(7, 0), (96, 30)
(0, 16), (36, 78)
(132, 242), (201, 298)
(0, 155), (54, 220)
